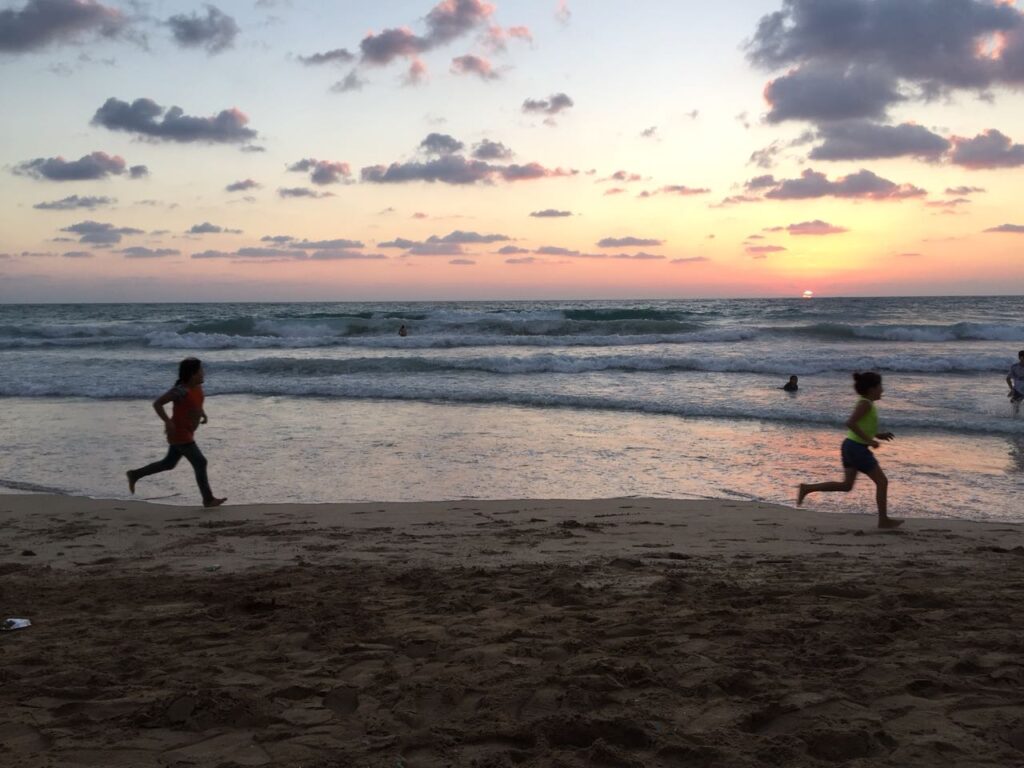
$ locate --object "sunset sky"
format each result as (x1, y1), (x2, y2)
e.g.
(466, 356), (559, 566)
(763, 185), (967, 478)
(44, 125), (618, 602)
(1, 0), (1023, 301)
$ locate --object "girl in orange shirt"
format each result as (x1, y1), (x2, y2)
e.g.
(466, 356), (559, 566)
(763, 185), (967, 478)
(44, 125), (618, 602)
(127, 357), (226, 507)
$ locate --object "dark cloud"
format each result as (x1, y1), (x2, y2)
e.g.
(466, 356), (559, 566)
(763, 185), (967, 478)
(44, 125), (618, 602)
(0, 0), (126, 53)
(597, 236), (663, 248)
(600, 170), (643, 183)
(536, 245), (579, 256)
(530, 209), (572, 217)
(787, 219), (848, 235)
(241, 144), (266, 153)
(278, 187), (333, 198)
(226, 178), (259, 192)
(192, 247), (385, 261)
(925, 197), (970, 208)
(34, 194), (115, 210)
(451, 54), (498, 80)
(747, 0), (1024, 120)
(985, 223), (1024, 233)
(129, 164), (149, 178)
(449, 258), (475, 265)
(749, 141), (785, 169)
(188, 222), (242, 235)
(506, 256), (538, 264)
(362, 152), (572, 185)
(61, 219), (143, 244)
(746, 174), (777, 189)
(120, 246), (180, 258)
(763, 64), (902, 123)
(260, 235), (293, 243)
(420, 133), (465, 155)
(809, 121), (950, 160)
(61, 250), (93, 258)
(92, 97), (257, 144)
(290, 238), (365, 249)
(359, 0), (494, 66)
(640, 126), (658, 139)
(752, 168), (926, 201)
(13, 151), (132, 181)
(638, 185), (710, 198)
(945, 185), (985, 195)
(498, 245), (530, 254)
(166, 5), (238, 54)
(522, 92), (573, 116)
(607, 252), (664, 260)
(949, 129), (1024, 169)
(472, 139), (513, 160)
(299, 48), (354, 66)
(380, 238), (420, 249)
(331, 71), (367, 93)
(408, 243), (465, 256)
(288, 158), (352, 185)
(429, 230), (509, 244)
(671, 256), (710, 264)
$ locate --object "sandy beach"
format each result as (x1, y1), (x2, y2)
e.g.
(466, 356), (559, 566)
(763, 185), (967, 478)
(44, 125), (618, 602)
(2, 494), (1024, 767)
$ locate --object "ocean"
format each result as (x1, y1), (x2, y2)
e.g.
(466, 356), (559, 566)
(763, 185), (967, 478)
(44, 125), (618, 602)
(1, 297), (1022, 520)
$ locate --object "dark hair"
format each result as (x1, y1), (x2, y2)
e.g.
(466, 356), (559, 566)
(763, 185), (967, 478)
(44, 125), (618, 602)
(852, 371), (882, 396)
(1019, 350), (1024, 357)
(176, 357), (202, 386)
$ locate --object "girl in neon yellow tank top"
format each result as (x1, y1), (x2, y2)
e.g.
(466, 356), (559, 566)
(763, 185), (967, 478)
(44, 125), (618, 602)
(797, 372), (903, 529)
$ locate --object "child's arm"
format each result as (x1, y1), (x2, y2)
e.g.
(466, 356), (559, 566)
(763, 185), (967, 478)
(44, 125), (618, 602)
(153, 389), (178, 437)
(200, 408), (208, 424)
(845, 400), (877, 447)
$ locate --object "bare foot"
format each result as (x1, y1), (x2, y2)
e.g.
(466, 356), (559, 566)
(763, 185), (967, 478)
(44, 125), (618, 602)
(796, 484), (808, 507)
(203, 497), (227, 508)
(878, 517), (904, 529)
(126, 471), (136, 494)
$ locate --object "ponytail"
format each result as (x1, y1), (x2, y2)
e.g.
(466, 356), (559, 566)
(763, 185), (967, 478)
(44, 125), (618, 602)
(852, 371), (881, 396)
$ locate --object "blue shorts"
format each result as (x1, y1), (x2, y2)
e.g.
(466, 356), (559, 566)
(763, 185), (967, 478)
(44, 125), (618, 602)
(841, 438), (878, 474)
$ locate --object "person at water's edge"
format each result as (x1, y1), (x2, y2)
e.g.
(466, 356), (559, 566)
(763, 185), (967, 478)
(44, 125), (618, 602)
(126, 357), (226, 507)
(1007, 350), (1024, 416)
(797, 371), (902, 529)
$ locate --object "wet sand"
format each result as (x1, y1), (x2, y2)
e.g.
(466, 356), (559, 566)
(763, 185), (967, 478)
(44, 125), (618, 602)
(2, 494), (1023, 767)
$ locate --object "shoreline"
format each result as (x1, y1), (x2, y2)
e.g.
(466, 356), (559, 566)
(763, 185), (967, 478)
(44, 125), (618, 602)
(3, 495), (1024, 767)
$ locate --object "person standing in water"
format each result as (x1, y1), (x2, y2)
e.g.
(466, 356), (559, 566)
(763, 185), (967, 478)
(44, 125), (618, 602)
(1007, 350), (1024, 416)
(797, 371), (902, 529)
(398, 324), (408, 337)
(127, 357), (226, 508)
(782, 375), (799, 392)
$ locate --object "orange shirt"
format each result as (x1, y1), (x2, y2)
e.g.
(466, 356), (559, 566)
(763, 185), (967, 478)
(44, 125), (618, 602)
(168, 385), (204, 444)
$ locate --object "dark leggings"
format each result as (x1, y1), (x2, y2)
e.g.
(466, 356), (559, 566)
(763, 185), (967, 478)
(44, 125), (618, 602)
(132, 442), (213, 503)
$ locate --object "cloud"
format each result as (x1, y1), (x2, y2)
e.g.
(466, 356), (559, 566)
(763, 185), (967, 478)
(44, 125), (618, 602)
(638, 185), (710, 198)
(290, 238), (365, 249)
(92, 97), (257, 144)
(763, 64), (902, 123)
(949, 129), (1024, 169)
(752, 168), (926, 201)
(380, 238), (419, 249)
(985, 223), (1024, 233)
(34, 194), (115, 210)
(530, 209), (572, 217)
(640, 126), (658, 139)
(506, 255), (538, 264)
(361, 147), (573, 185)
(61, 219), (143, 244)
(747, 0), (1024, 119)
(0, 0), (126, 53)
(430, 230), (509, 244)
(607, 252), (664, 260)
(166, 5), (238, 54)
(485, 24), (532, 51)
(359, 0), (495, 66)
(925, 197), (970, 208)
(451, 54), (498, 80)
(61, 250), (93, 258)
(498, 245), (530, 254)
(472, 139), (513, 160)
(120, 246), (180, 258)
(449, 258), (475, 265)
(809, 121), (950, 161)
(408, 243), (465, 256)
(287, 158), (352, 185)
(787, 219), (848, 235)
(193, 247), (385, 261)
(188, 222), (242, 235)
(226, 178), (259, 192)
(746, 245), (786, 255)
(404, 59), (428, 85)
(749, 141), (785, 169)
(535, 245), (579, 256)
(522, 92), (573, 116)
(555, 0), (570, 24)
(603, 188), (625, 196)
(420, 133), (465, 155)
(298, 48), (354, 66)
(671, 256), (710, 264)
(945, 185), (985, 195)
(12, 151), (134, 181)
(331, 70), (367, 93)
(599, 170), (643, 183)
(278, 187), (333, 198)
(130, 164), (149, 178)
(597, 236), (663, 248)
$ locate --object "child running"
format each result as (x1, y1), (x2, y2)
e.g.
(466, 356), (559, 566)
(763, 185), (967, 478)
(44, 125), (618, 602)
(127, 357), (226, 508)
(797, 371), (902, 529)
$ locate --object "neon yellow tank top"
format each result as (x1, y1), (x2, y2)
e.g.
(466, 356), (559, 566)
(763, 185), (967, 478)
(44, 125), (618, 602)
(846, 397), (878, 444)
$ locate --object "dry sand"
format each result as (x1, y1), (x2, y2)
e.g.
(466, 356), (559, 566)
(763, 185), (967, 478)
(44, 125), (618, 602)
(2, 494), (1023, 767)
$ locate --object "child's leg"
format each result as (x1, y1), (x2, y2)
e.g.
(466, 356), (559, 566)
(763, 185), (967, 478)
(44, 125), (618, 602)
(177, 442), (215, 504)
(128, 446), (182, 492)
(866, 466), (902, 528)
(798, 468), (857, 505)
